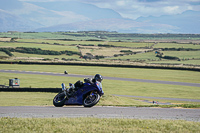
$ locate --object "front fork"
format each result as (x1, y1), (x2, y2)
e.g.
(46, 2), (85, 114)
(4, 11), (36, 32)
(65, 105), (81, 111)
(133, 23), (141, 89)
(87, 91), (96, 99)
(61, 83), (67, 96)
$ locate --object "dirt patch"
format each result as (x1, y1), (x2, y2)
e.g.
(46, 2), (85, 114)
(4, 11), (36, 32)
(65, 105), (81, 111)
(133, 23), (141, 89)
(0, 38), (11, 42)
(79, 45), (151, 56)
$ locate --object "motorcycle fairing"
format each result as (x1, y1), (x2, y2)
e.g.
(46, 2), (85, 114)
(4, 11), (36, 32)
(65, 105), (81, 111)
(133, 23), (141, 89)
(64, 82), (100, 105)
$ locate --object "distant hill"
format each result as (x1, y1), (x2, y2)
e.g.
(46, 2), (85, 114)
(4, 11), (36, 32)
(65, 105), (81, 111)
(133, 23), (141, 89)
(36, 10), (200, 33)
(0, 0), (200, 33)
(35, 18), (177, 33)
(0, 10), (42, 32)
(136, 10), (200, 33)
(29, 1), (123, 20)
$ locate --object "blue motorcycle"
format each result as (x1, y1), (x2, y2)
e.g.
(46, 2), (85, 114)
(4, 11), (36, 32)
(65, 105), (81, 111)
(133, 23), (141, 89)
(53, 80), (104, 107)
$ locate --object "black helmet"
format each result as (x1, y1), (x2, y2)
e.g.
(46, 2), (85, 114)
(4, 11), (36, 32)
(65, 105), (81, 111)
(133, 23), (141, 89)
(94, 74), (103, 82)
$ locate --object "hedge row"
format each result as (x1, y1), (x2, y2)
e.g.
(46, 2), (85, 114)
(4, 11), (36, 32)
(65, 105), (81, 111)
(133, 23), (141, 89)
(0, 47), (81, 56)
(0, 61), (200, 72)
(154, 48), (200, 51)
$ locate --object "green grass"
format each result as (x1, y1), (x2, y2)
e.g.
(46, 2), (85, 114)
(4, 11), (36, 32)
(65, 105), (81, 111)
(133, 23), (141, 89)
(0, 92), (151, 106)
(107, 41), (153, 47)
(0, 72), (79, 88)
(105, 80), (200, 99)
(0, 92), (55, 106)
(108, 51), (158, 61)
(0, 64), (199, 83)
(149, 59), (200, 65)
(162, 51), (200, 59)
(0, 42), (79, 52)
(0, 64), (199, 107)
(17, 39), (105, 46)
(1, 36), (200, 66)
(0, 51), (8, 57)
(0, 92), (200, 108)
(11, 52), (81, 60)
(3, 71), (200, 99)
(0, 64), (199, 97)
(0, 64), (200, 105)
(153, 43), (200, 49)
(1, 117), (200, 133)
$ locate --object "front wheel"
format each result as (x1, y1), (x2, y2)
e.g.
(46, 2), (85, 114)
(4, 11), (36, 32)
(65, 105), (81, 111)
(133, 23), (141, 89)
(83, 93), (100, 107)
(53, 92), (67, 107)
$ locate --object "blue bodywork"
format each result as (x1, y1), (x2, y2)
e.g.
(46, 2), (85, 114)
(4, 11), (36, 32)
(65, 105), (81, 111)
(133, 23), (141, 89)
(64, 82), (104, 105)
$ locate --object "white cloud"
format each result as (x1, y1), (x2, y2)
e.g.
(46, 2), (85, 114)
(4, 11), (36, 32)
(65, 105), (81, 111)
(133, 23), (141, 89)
(51, 10), (90, 22)
(19, 0), (200, 19)
(163, 6), (180, 14)
(116, 1), (126, 6)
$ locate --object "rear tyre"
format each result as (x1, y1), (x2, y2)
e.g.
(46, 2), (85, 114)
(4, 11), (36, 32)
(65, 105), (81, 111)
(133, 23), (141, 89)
(53, 92), (67, 107)
(83, 93), (100, 107)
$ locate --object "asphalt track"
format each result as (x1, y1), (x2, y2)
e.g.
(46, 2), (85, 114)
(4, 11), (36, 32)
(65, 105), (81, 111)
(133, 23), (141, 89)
(0, 106), (200, 121)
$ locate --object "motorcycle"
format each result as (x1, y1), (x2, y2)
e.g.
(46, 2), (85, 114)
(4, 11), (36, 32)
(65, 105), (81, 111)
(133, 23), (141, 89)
(53, 80), (103, 107)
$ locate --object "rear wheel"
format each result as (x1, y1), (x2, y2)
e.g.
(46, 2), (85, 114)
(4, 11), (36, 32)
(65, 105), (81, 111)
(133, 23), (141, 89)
(53, 92), (67, 107)
(83, 93), (100, 107)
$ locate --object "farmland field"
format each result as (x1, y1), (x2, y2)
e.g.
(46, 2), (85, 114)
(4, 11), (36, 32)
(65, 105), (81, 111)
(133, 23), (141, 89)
(0, 32), (200, 68)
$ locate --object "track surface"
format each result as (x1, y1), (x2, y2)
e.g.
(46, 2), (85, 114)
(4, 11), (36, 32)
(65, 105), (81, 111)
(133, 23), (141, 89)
(1, 70), (200, 87)
(0, 106), (199, 121)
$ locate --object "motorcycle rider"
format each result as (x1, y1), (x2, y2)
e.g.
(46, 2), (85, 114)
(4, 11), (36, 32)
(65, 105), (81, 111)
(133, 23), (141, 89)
(66, 74), (104, 96)
(93, 74), (104, 96)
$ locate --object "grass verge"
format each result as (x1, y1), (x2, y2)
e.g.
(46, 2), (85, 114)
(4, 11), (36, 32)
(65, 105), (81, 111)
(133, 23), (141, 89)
(0, 92), (151, 106)
(0, 92), (200, 108)
(0, 64), (199, 108)
(1, 117), (200, 133)
(0, 64), (199, 83)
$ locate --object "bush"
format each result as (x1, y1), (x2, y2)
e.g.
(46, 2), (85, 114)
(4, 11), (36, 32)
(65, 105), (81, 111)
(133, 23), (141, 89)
(163, 56), (179, 60)
(0, 48), (13, 56)
(0, 47), (81, 56)
(120, 50), (132, 53)
(94, 55), (104, 59)
(98, 44), (115, 47)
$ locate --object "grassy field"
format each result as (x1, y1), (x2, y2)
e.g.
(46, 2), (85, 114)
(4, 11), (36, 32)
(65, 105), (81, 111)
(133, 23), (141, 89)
(1, 32), (200, 40)
(0, 64), (199, 83)
(0, 51), (8, 57)
(153, 43), (200, 49)
(162, 51), (200, 59)
(2, 111), (199, 133)
(1, 32), (200, 66)
(108, 51), (158, 61)
(0, 64), (199, 133)
(0, 64), (200, 106)
(10, 52), (81, 61)
(0, 92), (151, 106)
(0, 41), (79, 52)
(1, 117), (200, 133)
(149, 59), (200, 65)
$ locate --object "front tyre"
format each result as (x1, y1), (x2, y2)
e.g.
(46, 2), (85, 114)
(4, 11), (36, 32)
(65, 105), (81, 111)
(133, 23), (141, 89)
(53, 92), (67, 107)
(83, 93), (100, 107)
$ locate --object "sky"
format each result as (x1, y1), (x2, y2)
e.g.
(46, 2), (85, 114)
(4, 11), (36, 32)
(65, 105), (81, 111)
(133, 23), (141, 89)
(19, 0), (200, 19)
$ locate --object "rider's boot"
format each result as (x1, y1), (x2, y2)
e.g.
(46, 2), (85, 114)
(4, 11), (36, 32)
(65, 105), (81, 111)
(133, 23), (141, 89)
(67, 83), (75, 97)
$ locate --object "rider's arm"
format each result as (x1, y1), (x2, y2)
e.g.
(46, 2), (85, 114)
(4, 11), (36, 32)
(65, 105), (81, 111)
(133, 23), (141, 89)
(95, 81), (104, 96)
